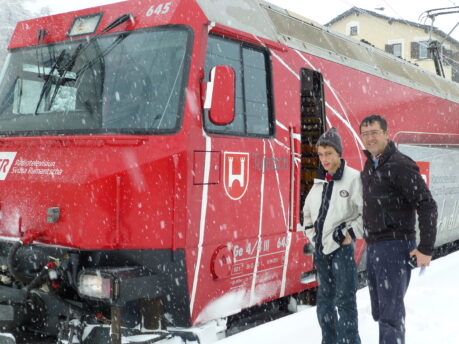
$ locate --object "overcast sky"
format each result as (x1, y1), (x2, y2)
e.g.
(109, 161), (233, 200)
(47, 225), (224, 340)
(25, 0), (459, 40)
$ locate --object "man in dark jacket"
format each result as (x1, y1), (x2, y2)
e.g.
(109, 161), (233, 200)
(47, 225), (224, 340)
(359, 114), (437, 344)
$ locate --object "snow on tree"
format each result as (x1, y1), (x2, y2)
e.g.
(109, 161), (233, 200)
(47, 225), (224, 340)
(0, 0), (50, 69)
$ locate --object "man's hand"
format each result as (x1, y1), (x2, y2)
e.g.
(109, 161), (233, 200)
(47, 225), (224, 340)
(342, 232), (352, 246)
(410, 248), (432, 267)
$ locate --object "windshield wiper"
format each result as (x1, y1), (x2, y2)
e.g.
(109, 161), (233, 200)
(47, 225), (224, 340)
(35, 30), (47, 78)
(34, 49), (66, 115)
(34, 13), (133, 115)
(46, 44), (84, 111)
(100, 14), (133, 34)
(76, 32), (130, 79)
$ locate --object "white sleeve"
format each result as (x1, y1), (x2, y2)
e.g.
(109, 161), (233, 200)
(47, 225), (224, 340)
(302, 194), (316, 245)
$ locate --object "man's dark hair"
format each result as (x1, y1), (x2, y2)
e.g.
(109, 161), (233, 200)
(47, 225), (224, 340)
(359, 114), (387, 133)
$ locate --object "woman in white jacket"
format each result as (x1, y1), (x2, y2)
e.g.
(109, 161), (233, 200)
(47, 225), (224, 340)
(303, 127), (363, 344)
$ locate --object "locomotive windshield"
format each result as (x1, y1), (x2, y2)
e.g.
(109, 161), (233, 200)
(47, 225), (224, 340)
(0, 26), (191, 135)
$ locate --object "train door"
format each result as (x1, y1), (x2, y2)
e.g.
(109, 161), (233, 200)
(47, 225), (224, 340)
(189, 33), (279, 323)
(299, 68), (326, 221)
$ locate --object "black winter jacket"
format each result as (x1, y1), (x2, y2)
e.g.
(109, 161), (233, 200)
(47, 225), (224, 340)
(361, 141), (437, 255)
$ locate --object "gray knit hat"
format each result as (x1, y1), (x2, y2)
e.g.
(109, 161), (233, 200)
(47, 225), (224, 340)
(317, 127), (342, 156)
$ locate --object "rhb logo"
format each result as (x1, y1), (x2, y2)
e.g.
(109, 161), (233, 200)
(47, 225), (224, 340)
(0, 152), (17, 180)
(223, 152), (249, 200)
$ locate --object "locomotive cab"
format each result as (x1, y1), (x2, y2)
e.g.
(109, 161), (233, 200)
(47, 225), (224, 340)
(0, 2), (206, 342)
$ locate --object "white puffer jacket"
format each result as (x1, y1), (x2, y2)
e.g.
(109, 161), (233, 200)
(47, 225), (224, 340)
(302, 161), (363, 255)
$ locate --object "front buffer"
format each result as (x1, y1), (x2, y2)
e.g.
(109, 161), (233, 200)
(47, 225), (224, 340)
(0, 230), (203, 344)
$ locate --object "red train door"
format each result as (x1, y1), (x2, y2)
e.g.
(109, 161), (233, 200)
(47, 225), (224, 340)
(188, 33), (285, 324)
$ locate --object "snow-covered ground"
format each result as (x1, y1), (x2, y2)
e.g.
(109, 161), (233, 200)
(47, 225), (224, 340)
(219, 250), (459, 344)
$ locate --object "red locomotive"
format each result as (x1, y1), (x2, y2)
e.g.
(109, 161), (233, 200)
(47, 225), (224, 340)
(0, 0), (458, 343)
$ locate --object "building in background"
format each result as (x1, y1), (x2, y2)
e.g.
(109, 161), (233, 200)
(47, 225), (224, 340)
(326, 7), (459, 82)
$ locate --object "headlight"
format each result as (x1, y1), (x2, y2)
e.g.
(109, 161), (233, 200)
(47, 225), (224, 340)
(77, 267), (147, 302)
(78, 272), (114, 300)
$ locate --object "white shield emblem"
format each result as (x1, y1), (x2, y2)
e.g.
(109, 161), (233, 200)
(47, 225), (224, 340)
(223, 152), (249, 200)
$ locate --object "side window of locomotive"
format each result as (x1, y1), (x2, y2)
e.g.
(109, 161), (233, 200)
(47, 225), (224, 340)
(204, 35), (273, 137)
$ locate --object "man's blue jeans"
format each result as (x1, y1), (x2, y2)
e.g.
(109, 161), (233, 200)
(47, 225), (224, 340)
(314, 244), (361, 344)
(366, 240), (416, 344)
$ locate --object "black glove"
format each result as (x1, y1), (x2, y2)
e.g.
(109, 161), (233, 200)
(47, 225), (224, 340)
(332, 222), (347, 245)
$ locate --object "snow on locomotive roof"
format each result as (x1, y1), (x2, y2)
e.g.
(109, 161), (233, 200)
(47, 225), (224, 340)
(197, 0), (459, 103)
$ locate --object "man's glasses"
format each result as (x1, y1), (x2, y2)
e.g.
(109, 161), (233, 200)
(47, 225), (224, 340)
(360, 129), (384, 138)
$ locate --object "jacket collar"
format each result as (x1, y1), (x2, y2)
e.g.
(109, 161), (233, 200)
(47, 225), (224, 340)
(317, 158), (346, 181)
(363, 141), (396, 168)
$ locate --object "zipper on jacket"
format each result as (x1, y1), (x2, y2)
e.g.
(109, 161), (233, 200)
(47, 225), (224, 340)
(315, 180), (334, 253)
